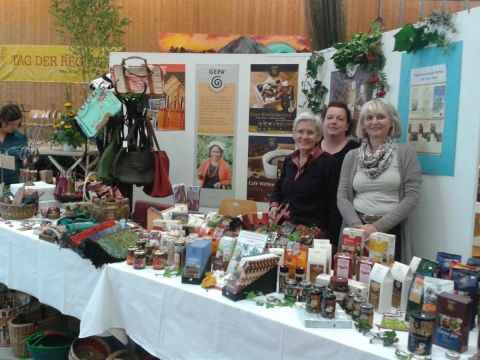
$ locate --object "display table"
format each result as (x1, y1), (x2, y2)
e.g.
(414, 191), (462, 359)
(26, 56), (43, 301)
(38, 144), (99, 174)
(79, 262), (480, 360)
(0, 221), (103, 319)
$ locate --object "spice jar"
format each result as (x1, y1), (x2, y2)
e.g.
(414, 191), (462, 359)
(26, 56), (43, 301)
(297, 280), (312, 302)
(278, 266), (289, 294)
(148, 230), (162, 249)
(344, 292), (357, 315)
(126, 246), (137, 265)
(133, 250), (146, 270)
(313, 284), (326, 292)
(136, 238), (147, 251)
(174, 239), (185, 270)
(145, 243), (155, 266)
(153, 250), (166, 270)
(284, 279), (298, 301)
(295, 267), (305, 283)
(321, 293), (336, 319)
(306, 289), (322, 314)
(328, 276), (349, 308)
(360, 302), (374, 326)
(352, 296), (365, 322)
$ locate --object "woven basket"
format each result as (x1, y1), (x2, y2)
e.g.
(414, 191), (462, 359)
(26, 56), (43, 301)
(26, 328), (78, 360)
(106, 349), (141, 360)
(68, 336), (110, 360)
(0, 203), (36, 220)
(8, 305), (69, 358)
(0, 292), (31, 346)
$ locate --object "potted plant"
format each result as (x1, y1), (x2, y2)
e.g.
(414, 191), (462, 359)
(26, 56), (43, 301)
(51, 102), (85, 151)
(331, 22), (388, 97)
(301, 52), (329, 114)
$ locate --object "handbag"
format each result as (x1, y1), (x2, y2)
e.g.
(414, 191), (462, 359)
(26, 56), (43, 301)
(75, 87), (122, 138)
(111, 56), (165, 95)
(143, 119), (173, 198)
(95, 124), (122, 181)
(111, 119), (155, 185)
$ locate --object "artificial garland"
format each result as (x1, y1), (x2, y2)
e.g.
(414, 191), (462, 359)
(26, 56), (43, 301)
(393, 9), (457, 55)
(331, 22), (388, 98)
(300, 52), (329, 114)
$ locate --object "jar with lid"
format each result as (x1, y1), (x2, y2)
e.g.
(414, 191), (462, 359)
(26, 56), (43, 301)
(297, 280), (312, 302)
(136, 238), (147, 251)
(284, 279), (298, 301)
(306, 289), (322, 314)
(148, 230), (162, 249)
(321, 293), (336, 319)
(328, 276), (349, 308)
(133, 250), (146, 270)
(295, 267), (305, 283)
(360, 302), (374, 326)
(153, 250), (166, 270)
(352, 296), (365, 322)
(278, 265), (289, 293)
(174, 239), (185, 270)
(126, 246), (137, 265)
(313, 284), (326, 292)
(344, 292), (357, 315)
(145, 243), (155, 266)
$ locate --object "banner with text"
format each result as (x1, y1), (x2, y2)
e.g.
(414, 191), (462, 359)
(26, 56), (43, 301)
(0, 45), (84, 83)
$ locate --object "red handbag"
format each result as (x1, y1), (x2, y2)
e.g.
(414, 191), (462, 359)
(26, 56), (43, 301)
(143, 120), (173, 198)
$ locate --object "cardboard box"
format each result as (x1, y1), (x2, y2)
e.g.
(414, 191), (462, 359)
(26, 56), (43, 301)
(334, 253), (353, 278)
(368, 263), (393, 314)
(434, 292), (473, 353)
(316, 274), (368, 298)
(369, 232), (395, 266)
(391, 261), (413, 311)
(182, 240), (212, 283)
(356, 257), (375, 285)
(342, 227), (365, 257)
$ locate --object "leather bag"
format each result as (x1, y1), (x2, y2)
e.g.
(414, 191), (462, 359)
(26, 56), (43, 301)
(111, 119), (155, 186)
(143, 119), (173, 198)
(111, 56), (165, 95)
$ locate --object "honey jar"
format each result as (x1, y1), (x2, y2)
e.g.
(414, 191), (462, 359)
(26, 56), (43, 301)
(153, 250), (166, 270)
(133, 250), (146, 270)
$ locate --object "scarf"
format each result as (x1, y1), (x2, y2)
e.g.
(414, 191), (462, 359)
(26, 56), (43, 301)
(357, 137), (396, 179)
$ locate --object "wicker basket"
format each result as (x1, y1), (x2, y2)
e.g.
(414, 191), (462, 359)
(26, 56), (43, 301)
(68, 336), (110, 360)
(106, 349), (141, 360)
(0, 292), (31, 346)
(8, 305), (69, 358)
(26, 328), (78, 360)
(0, 203), (36, 220)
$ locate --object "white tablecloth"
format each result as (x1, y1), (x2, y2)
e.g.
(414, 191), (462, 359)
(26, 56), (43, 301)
(79, 262), (480, 360)
(0, 221), (103, 319)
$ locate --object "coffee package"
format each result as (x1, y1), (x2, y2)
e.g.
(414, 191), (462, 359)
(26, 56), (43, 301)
(307, 247), (327, 282)
(391, 261), (413, 311)
(212, 236), (237, 271)
(368, 263), (394, 314)
(409, 256), (422, 274)
(436, 252), (462, 279)
(422, 277), (454, 315)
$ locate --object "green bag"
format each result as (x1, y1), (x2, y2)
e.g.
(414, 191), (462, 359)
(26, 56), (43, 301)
(95, 124), (121, 181)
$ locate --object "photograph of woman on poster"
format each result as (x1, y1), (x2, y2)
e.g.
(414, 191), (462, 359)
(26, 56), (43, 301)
(197, 138), (233, 189)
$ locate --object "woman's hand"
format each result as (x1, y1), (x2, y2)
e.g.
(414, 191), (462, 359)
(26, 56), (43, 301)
(269, 206), (278, 220)
(197, 171), (204, 179)
(355, 224), (378, 238)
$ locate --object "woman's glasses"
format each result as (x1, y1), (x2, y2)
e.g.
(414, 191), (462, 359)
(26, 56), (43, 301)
(295, 130), (319, 137)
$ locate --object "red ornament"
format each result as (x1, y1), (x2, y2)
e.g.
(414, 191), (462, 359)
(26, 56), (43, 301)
(368, 76), (379, 84)
(376, 89), (386, 97)
(366, 54), (376, 62)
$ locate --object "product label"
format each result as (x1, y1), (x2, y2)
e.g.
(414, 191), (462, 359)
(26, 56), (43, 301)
(392, 280), (403, 308)
(336, 258), (350, 278)
(369, 280), (380, 308)
(408, 317), (433, 355)
(309, 264), (324, 282)
(358, 263), (372, 284)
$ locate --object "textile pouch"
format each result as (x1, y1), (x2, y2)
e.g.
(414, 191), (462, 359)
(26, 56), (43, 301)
(75, 87), (122, 138)
(111, 119), (155, 186)
(142, 119), (173, 197)
(111, 56), (165, 95)
(95, 123), (122, 181)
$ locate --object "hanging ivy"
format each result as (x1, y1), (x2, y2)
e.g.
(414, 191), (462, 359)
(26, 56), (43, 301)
(300, 52), (329, 114)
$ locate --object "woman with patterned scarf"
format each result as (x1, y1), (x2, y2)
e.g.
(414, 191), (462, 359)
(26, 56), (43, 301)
(337, 98), (421, 263)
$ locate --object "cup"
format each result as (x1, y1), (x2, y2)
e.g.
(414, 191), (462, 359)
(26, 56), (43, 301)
(262, 149), (293, 179)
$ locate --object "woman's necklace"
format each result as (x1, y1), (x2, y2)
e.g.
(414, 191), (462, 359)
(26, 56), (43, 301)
(206, 161), (219, 178)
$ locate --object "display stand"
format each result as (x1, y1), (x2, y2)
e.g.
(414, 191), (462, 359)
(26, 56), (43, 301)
(181, 257), (212, 286)
(222, 266), (277, 302)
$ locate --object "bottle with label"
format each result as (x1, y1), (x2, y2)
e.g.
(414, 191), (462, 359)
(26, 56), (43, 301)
(278, 265), (289, 293)
(295, 267), (305, 283)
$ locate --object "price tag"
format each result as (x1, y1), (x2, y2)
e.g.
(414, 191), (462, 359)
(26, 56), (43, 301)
(0, 154), (15, 170)
(122, 141), (128, 148)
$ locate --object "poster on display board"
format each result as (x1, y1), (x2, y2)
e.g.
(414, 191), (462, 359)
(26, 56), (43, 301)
(398, 42), (462, 176)
(246, 135), (295, 203)
(195, 64), (239, 207)
(406, 65), (446, 155)
(249, 64), (299, 134)
(150, 64), (186, 131)
(329, 67), (374, 131)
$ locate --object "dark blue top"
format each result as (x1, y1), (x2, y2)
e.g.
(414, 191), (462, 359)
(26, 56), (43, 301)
(0, 130), (28, 186)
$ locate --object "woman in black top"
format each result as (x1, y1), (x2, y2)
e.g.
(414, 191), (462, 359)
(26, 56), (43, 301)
(320, 101), (360, 163)
(268, 112), (342, 245)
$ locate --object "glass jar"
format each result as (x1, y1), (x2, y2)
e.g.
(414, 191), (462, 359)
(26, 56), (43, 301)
(328, 276), (349, 308)
(284, 279), (298, 301)
(297, 280), (312, 302)
(278, 265), (289, 294)
(148, 230), (162, 249)
(321, 293), (336, 319)
(313, 283), (326, 292)
(306, 289), (322, 314)
(360, 302), (374, 326)
(174, 240), (185, 270)
(133, 250), (146, 270)
(126, 246), (137, 265)
(344, 292), (357, 316)
(295, 267), (305, 283)
(145, 243), (155, 266)
(153, 250), (166, 270)
(136, 238), (147, 251)
(352, 295), (366, 322)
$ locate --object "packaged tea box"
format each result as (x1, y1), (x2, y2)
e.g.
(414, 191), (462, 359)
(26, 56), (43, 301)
(368, 232), (395, 266)
(342, 227), (365, 258)
(307, 247), (327, 282)
(391, 261), (413, 311)
(313, 239), (332, 273)
(334, 253), (353, 279)
(434, 292), (473, 353)
(356, 257), (375, 285)
(368, 263), (393, 314)
(436, 252), (461, 279)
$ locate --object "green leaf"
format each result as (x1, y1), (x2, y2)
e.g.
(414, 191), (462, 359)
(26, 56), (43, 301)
(355, 317), (373, 335)
(245, 291), (257, 300)
(176, 268), (184, 277)
(164, 268), (171, 278)
(266, 303), (275, 309)
(255, 301), (265, 306)
(383, 331), (399, 346)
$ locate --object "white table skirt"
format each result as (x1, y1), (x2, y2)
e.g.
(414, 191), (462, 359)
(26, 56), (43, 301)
(0, 221), (103, 319)
(79, 262), (480, 360)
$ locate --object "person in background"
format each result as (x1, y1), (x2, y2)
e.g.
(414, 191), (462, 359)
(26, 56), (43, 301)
(337, 98), (421, 263)
(0, 104), (28, 187)
(320, 101), (360, 163)
(196, 141), (232, 189)
(269, 111), (342, 247)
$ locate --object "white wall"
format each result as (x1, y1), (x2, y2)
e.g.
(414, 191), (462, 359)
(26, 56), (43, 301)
(113, 6), (480, 260)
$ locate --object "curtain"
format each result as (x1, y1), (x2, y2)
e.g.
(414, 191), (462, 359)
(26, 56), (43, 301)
(304, 0), (347, 51)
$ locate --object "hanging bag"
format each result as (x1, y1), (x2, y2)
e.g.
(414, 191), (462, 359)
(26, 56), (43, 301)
(143, 120), (173, 198)
(111, 56), (165, 95)
(95, 123), (122, 181)
(110, 119), (155, 185)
